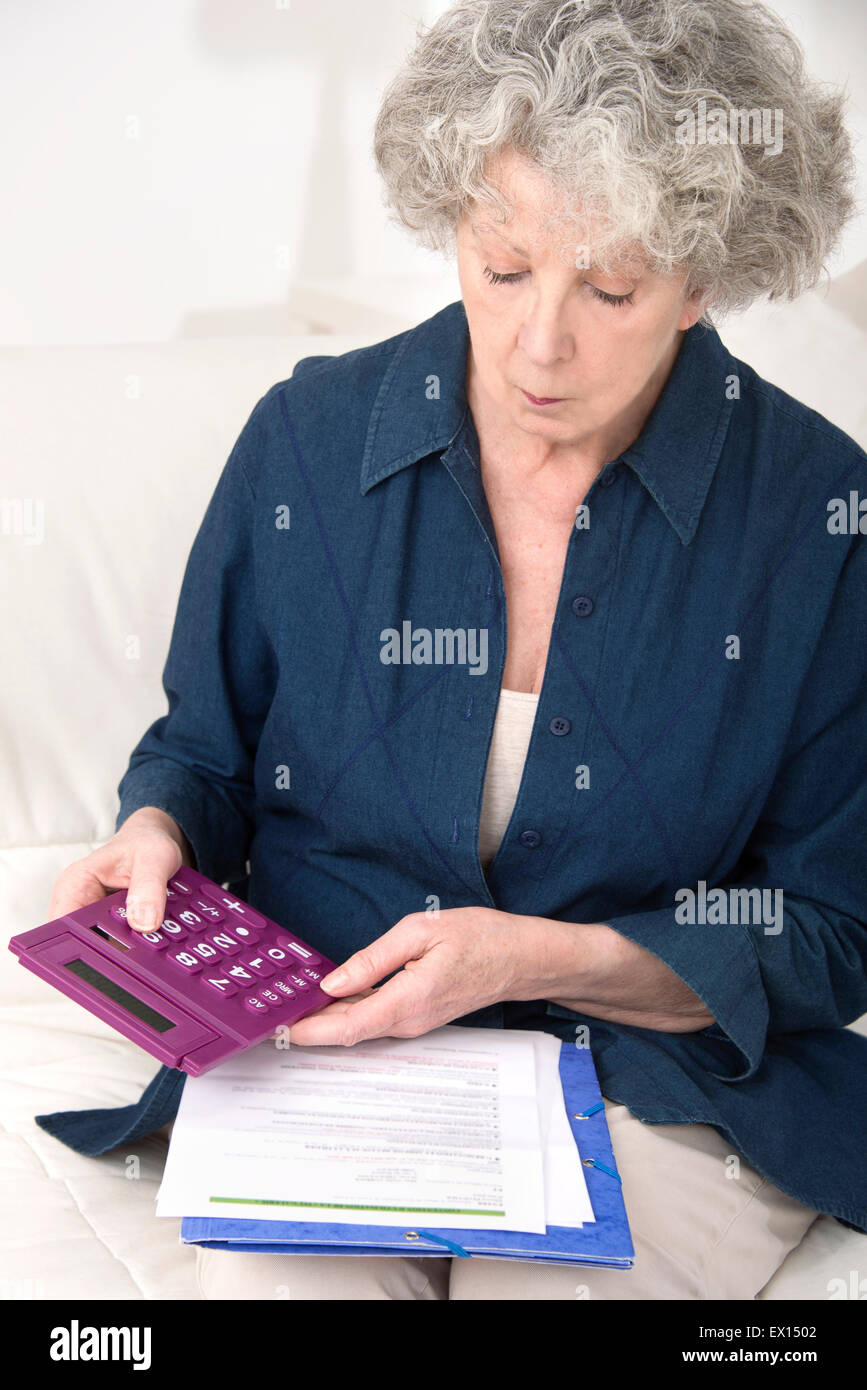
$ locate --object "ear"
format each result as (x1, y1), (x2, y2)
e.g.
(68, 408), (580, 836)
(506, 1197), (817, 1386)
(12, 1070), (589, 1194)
(678, 284), (715, 330)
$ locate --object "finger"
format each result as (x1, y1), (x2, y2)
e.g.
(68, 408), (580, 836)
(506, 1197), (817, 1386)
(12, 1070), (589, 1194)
(125, 843), (180, 932)
(274, 997), (358, 1038)
(319, 915), (429, 997)
(288, 974), (419, 1047)
(267, 990), (374, 1041)
(47, 861), (115, 922)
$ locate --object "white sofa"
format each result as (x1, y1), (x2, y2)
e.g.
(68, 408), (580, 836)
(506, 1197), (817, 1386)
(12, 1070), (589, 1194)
(2, 287), (866, 1300)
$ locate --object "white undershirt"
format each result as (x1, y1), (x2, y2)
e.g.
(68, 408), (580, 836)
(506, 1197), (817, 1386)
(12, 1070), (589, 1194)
(478, 687), (541, 871)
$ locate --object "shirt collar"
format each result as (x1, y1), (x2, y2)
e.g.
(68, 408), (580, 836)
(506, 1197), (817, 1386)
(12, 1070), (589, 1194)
(360, 298), (736, 545)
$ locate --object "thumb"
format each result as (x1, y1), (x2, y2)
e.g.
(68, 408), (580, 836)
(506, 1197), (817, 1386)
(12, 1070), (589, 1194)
(319, 915), (429, 995)
(269, 988), (375, 1039)
(126, 845), (181, 932)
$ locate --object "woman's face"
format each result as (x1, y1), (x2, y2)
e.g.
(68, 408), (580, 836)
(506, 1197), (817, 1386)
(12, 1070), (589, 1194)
(456, 149), (707, 454)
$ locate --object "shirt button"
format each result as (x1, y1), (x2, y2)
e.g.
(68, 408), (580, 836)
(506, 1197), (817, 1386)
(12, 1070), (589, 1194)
(519, 829), (542, 849)
(571, 595), (594, 618)
(549, 716), (571, 736)
(599, 465), (619, 488)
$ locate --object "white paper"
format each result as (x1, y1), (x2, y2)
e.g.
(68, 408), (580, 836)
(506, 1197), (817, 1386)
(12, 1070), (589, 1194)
(156, 1025), (550, 1233)
(530, 1029), (595, 1227)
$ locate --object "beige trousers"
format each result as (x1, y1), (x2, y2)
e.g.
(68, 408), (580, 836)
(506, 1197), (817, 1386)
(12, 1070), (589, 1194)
(190, 1097), (820, 1300)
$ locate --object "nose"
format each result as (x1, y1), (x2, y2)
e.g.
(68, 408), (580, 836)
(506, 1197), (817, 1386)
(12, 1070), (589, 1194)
(516, 295), (575, 371)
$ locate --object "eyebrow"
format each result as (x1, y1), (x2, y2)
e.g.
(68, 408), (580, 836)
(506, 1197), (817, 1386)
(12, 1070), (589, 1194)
(470, 220), (530, 257)
(470, 220), (645, 284)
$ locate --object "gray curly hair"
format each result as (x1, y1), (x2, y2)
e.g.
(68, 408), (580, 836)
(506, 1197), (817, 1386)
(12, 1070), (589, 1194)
(372, 0), (856, 315)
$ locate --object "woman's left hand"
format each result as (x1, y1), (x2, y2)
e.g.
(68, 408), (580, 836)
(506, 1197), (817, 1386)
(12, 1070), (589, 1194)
(284, 907), (531, 1047)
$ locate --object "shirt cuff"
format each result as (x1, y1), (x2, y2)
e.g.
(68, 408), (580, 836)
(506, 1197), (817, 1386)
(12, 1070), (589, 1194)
(115, 759), (252, 887)
(602, 906), (770, 1081)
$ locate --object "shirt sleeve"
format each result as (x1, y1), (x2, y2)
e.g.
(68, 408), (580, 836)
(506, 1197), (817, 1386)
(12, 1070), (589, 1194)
(114, 393), (277, 886)
(604, 530), (867, 1082)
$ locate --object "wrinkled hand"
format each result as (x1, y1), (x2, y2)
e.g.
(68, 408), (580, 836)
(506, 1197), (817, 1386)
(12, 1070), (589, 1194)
(284, 907), (528, 1047)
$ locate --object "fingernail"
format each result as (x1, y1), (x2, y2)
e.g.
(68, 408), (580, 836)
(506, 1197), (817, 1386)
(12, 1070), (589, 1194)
(128, 901), (158, 928)
(321, 969), (347, 991)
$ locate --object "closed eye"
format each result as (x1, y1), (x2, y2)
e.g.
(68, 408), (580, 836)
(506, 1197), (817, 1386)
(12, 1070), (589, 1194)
(588, 286), (633, 308)
(482, 265), (633, 307)
(482, 266), (527, 285)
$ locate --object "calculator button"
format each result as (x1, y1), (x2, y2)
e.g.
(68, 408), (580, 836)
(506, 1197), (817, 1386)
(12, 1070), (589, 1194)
(167, 948), (202, 973)
(286, 972), (310, 991)
(272, 979), (296, 999)
(191, 898), (225, 924)
(258, 988), (283, 1009)
(241, 953), (275, 978)
(204, 930), (242, 956)
(243, 995), (270, 1014)
(110, 905), (131, 924)
(160, 918), (188, 942)
(200, 890), (266, 929)
(137, 930), (168, 950)
(175, 908), (206, 932)
(226, 961), (257, 984)
(263, 945), (293, 967)
(201, 973), (239, 997)
(281, 940), (322, 967)
(226, 923), (259, 948)
(190, 941), (220, 963)
(300, 966), (323, 983)
(167, 876), (192, 894)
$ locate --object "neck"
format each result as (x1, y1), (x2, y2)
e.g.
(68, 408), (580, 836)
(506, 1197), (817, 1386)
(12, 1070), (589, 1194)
(467, 328), (685, 493)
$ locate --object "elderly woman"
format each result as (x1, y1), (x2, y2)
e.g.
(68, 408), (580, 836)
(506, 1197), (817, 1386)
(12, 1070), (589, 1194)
(42, 0), (866, 1301)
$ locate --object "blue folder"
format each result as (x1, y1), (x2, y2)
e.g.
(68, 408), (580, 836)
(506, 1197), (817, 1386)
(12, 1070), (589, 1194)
(181, 1040), (634, 1267)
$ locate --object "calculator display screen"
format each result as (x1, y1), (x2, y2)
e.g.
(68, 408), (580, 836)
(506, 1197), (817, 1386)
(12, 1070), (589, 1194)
(64, 957), (176, 1033)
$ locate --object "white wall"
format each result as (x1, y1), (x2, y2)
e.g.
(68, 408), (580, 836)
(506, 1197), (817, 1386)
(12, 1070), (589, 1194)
(1, 0), (864, 346)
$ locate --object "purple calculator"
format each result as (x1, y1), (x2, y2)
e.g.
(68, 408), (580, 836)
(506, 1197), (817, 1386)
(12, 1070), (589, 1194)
(8, 867), (341, 1075)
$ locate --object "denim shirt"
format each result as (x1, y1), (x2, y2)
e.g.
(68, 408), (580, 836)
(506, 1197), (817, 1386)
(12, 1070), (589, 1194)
(37, 300), (867, 1233)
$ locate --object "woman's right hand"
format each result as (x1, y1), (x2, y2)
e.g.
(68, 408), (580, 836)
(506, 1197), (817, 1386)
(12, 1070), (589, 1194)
(46, 807), (195, 934)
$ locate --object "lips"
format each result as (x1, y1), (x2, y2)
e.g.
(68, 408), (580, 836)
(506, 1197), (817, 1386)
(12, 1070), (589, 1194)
(520, 388), (564, 405)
